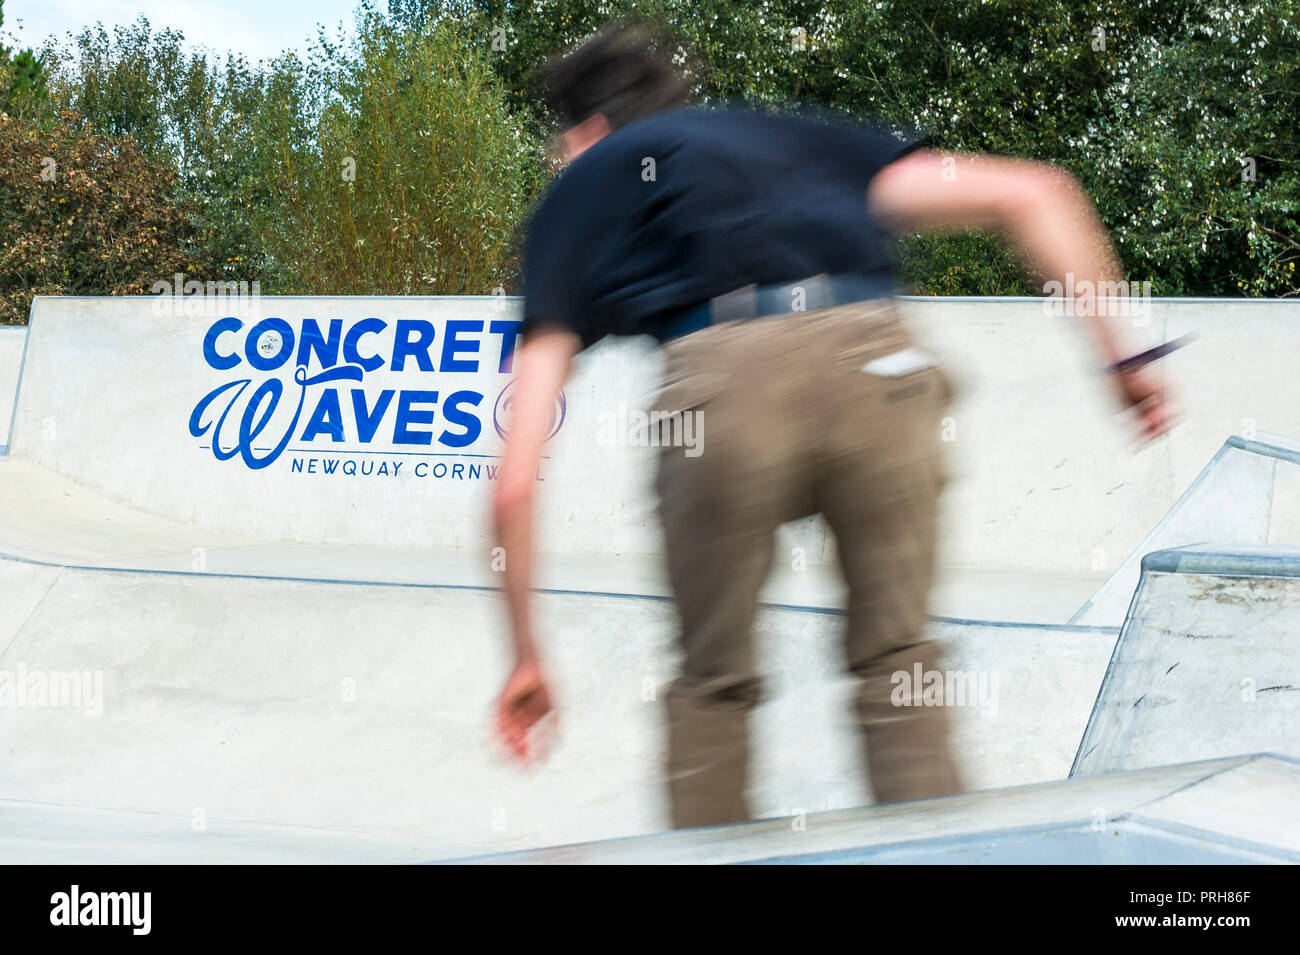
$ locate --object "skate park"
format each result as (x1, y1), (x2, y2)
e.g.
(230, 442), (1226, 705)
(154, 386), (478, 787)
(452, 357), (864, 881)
(0, 294), (1297, 863)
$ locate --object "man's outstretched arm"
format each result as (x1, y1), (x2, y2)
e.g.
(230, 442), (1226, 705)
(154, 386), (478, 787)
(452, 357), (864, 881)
(491, 326), (581, 761)
(868, 149), (1172, 440)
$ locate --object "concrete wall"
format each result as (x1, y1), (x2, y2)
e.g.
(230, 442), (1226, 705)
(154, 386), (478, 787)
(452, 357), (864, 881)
(907, 298), (1300, 576)
(9, 296), (1300, 579)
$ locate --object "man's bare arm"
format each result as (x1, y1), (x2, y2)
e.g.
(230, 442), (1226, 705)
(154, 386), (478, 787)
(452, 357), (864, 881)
(868, 149), (1171, 439)
(492, 327), (580, 662)
(490, 326), (580, 762)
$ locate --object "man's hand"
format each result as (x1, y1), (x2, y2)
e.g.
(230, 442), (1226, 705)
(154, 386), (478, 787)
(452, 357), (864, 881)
(496, 656), (556, 764)
(1111, 367), (1174, 442)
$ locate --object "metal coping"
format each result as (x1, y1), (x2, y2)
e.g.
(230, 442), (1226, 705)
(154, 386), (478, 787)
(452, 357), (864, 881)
(1140, 545), (1300, 578)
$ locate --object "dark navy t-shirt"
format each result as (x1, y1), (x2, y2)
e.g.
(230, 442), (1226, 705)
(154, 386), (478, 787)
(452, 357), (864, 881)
(521, 106), (919, 350)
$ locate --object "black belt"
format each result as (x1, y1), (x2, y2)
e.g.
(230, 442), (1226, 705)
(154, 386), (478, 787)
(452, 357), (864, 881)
(663, 272), (896, 342)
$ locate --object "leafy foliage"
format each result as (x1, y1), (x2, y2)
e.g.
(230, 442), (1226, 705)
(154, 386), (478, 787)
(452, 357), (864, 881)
(0, 0), (1294, 324)
(0, 0), (47, 115)
(254, 9), (544, 294)
(0, 111), (193, 322)
(394, 0), (1299, 296)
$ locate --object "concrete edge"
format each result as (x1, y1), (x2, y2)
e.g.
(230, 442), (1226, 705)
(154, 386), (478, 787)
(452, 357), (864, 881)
(1140, 545), (1300, 578)
(2, 319), (31, 457)
(24, 294), (1300, 304)
(440, 754), (1291, 865)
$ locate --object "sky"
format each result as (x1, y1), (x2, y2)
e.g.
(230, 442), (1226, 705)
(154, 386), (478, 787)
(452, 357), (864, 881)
(3, 0), (366, 63)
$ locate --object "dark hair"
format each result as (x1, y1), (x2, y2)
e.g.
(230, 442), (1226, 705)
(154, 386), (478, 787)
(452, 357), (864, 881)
(542, 22), (690, 130)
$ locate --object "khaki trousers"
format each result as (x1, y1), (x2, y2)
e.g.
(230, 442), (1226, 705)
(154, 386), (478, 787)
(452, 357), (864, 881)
(653, 301), (963, 829)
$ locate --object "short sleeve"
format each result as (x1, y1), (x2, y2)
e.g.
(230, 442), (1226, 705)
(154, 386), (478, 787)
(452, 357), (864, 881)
(790, 110), (926, 186)
(845, 124), (926, 179)
(521, 175), (602, 349)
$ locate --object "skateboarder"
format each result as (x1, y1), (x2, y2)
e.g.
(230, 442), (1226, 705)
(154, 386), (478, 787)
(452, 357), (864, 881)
(492, 24), (1171, 828)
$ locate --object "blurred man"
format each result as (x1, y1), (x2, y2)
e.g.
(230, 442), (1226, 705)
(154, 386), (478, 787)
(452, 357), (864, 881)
(493, 24), (1170, 829)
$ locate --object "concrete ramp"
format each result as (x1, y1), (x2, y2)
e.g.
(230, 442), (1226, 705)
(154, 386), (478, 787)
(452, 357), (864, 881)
(1071, 433), (1300, 626)
(7, 295), (1300, 862)
(1073, 546), (1300, 776)
(452, 755), (1300, 864)
(0, 549), (1115, 857)
(4, 754), (1292, 864)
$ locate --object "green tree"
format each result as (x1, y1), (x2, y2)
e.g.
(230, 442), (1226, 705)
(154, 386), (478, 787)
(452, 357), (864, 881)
(253, 5), (543, 294)
(0, 0), (47, 115)
(9, 0), (1294, 304)
(394, 0), (1298, 297)
(0, 111), (195, 323)
(32, 7), (543, 299)
(36, 17), (281, 283)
